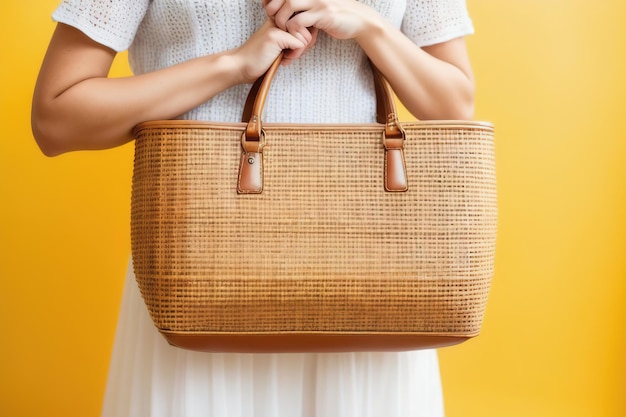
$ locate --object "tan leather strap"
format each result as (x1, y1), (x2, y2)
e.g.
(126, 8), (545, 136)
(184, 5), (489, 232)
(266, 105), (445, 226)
(369, 62), (405, 140)
(243, 55), (283, 142)
(238, 53), (408, 194)
(242, 54), (407, 137)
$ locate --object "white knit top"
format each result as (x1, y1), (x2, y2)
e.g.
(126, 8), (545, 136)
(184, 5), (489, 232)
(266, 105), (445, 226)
(53, 0), (473, 123)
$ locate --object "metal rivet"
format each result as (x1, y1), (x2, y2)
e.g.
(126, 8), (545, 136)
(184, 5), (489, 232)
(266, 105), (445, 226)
(248, 157), (255, 165)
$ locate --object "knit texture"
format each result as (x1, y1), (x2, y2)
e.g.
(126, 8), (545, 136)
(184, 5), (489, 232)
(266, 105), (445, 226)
(52, 0), (473, 124)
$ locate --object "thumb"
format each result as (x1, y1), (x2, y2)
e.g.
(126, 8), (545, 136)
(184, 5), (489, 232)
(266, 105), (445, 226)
(272, 28), (307, 51)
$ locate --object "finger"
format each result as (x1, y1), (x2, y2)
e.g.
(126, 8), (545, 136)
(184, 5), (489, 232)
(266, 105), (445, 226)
(305, 27), (319, 51)
(273, 7), (297, 31)
(282, 27), (317, 62)
(283, 46), (306, 62)
(284, 10), (320, 34)
(284, 13), (318, 45)
(289, 24), (312, 46)
(263, 0), (285, 19)
(270, 27), (306, 51)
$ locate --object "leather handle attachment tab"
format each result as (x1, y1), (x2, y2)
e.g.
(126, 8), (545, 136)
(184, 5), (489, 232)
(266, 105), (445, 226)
(370, 62), (408, 192)
(237, 55), (283, 194)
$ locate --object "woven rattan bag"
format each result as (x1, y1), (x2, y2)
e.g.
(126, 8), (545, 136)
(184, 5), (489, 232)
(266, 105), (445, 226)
(130, 56), (497, 353)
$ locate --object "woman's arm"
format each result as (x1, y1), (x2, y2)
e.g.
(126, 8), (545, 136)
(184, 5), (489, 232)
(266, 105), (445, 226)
(263, 0), (475, 120)
(31, 21), (304, 156)
(355, 17), (475, 121)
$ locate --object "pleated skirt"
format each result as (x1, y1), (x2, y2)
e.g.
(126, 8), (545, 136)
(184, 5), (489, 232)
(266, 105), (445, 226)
(101, 261), (445, 417)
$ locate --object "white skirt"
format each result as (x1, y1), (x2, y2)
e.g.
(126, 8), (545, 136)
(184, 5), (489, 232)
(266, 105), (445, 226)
(102, 261), (445, 417)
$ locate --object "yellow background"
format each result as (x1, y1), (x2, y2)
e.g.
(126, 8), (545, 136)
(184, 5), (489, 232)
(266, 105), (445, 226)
(1, 1), (624, 416)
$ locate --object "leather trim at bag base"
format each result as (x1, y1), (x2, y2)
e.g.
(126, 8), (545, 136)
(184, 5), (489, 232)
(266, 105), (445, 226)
(161, 332), (473, 353)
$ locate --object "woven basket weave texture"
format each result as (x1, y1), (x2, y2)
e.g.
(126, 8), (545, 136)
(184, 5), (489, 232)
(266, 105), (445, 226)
(131, 121), (496, 342)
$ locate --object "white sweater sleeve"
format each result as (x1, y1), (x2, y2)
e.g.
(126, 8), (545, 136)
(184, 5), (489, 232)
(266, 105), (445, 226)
(401, 0), (474, 47)
(52, 0), (150, 52)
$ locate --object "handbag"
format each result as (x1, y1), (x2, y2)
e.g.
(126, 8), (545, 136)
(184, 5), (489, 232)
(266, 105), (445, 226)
(130, 55), (497, 353)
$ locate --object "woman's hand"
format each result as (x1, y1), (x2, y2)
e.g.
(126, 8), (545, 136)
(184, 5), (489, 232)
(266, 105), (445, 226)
(232, 19), (306, 81)
(262, 0), (378, 61)
(262, 0), (375, 41)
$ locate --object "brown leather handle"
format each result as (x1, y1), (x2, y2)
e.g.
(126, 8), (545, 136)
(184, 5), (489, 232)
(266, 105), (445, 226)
(238, 52), (408, 194)
(242, 53), (284, 142)
(241, 53), (406, 141)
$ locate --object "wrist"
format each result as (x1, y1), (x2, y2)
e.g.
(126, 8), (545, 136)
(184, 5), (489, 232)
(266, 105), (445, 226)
(214, 50), (250, 86)
(354, 11), (387, 47)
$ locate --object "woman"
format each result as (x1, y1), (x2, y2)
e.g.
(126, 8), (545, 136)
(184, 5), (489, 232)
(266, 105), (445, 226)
(32, 1), (475, 416)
